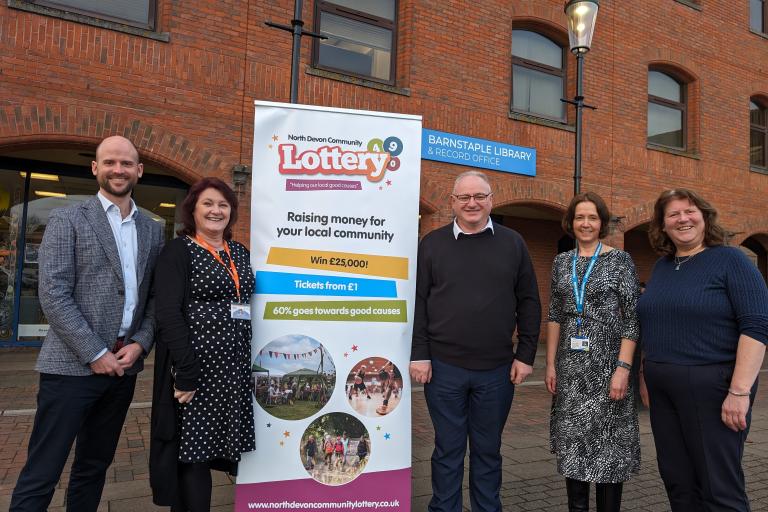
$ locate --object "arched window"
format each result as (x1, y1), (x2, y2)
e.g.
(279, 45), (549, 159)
(648, 70), (686, 149)
(751, 98), (768, 170)
(511, 30), (566, 122)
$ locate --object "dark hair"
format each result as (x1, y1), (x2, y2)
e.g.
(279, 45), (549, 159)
(561, 192), (611, 239)
(177, 177), (239, 239)
(648, 188), (726, 256)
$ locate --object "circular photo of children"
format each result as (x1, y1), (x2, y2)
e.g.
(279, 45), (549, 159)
(300, 412), (370, 486)
(252, 334), (336, 421)
(345, 357), (403, 417)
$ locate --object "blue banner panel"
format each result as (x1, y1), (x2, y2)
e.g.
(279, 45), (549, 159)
(255, 270), (397, 297)
(421, 128), (536, 176)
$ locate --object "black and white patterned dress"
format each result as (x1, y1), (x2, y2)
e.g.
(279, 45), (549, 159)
(548, 249), (640, 483)
(178, 237), (256, 464)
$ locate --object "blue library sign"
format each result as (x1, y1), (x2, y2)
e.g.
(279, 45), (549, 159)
(421, 129), (536, 176)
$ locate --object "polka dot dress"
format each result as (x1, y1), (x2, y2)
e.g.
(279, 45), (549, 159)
(178, 236), (256, 464)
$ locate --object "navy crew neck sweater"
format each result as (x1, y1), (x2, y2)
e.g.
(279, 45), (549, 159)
(637, 246), (768, 365)
(411, 222), (541, 370)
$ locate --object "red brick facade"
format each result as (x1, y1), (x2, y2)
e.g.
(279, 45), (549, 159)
(1, 0), (767, 331)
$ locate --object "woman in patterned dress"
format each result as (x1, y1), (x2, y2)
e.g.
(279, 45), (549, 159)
(545, 192), (640, 512)
(150, 177), (256, 511)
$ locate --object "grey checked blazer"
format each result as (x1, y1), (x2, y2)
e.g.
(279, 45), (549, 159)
(36, 195), (164, 376)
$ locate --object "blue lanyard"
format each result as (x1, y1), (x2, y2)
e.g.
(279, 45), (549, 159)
(571, 242), (602, 328)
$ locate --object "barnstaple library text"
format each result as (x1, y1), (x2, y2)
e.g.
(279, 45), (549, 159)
(427, 134), (533, 160)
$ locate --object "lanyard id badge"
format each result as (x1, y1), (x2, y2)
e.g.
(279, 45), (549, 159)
(191, 235), (242, 302)
(571, 241), (601, 340)
(231, 302), (251, 320)
(570, 336), (590, 352)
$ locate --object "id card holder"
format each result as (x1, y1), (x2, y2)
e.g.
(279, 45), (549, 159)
(570, 336), (590, 352)
(231, 302), (251, 320)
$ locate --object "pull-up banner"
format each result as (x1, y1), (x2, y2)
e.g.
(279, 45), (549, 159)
(237, 101), (421, 511)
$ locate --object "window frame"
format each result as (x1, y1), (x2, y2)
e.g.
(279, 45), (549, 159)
(751, 0), (768, 34)
(647, 70), (688, 151)
(750, 99), (768, 171)
(510, 29), (568, 123)
(311, 0), (398, 86)
(20, 0), (157, 31)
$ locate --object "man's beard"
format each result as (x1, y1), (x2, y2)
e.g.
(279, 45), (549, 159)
(98, 176), (135, 197)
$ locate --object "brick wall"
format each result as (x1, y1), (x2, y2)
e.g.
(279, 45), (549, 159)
(1, 0), (767, 340)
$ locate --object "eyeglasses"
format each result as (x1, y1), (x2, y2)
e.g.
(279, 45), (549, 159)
(452, 193), (492, 203)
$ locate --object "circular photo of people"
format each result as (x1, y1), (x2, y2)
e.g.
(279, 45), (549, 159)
(346, 357), (403, 417)
(252, 334), (336, 421)
(299, 412), (370, 486)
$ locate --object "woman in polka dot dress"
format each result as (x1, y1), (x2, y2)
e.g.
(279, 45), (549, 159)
(150, 177), (255, 512)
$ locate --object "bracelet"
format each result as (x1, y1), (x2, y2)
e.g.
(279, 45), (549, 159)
(728, 389), (751, 397)
(616, 360), (632, 371)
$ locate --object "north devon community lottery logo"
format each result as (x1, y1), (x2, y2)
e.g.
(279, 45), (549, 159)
(276, 135), (404, 184)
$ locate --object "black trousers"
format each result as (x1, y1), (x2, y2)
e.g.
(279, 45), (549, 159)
(10, 372), (137, 512)
(644, 360), (753, 512)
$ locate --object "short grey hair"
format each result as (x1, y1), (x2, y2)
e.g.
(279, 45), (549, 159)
(453, 170), (491, 193)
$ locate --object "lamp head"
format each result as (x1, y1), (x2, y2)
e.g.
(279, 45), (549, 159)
(564, 0), (599, 54)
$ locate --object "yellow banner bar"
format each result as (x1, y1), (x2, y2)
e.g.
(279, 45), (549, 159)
(266, 247), (408, 279)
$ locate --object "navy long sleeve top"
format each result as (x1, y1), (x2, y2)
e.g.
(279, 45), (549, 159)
(637, 246), (768, 365)
(410, 222), (542, 369)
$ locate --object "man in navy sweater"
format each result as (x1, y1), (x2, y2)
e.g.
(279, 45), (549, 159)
(411, 170), (541, 512)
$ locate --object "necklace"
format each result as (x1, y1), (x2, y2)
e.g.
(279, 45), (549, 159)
(674, 247), (705, 270)
(674, 255), (693, 270)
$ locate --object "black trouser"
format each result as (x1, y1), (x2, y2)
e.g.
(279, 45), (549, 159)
(644, 360), (754, 512)
(10, 372), (136, 512)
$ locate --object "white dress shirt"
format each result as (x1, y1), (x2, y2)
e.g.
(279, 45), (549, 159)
(91, 192), (139, 362)
(452, 217), (495, 239)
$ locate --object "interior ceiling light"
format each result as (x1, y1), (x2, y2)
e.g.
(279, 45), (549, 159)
(20, 172), (60, 182)
(34, 191), (67, 198)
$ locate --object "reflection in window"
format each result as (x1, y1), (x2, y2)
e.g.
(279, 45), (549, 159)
(751, 0), (766, 33)
(22, 0), (156, 30)
(648, 70), (686, 149)
(0, 172), (24, 339)
(511, 30), (566, 121)
(314, 1), (396, 83)
(751, 99), (767, 170)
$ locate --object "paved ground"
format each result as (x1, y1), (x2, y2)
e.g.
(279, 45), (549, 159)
(1, 347), (767, 511)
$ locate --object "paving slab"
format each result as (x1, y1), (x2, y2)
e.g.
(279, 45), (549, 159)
(0, 349), (767, 511)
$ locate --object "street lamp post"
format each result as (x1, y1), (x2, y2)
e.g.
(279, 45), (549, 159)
(563, 0), (599, 196)
(265, 0), (326, 104)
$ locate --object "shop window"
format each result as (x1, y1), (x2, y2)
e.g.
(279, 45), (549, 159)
(751, 99), (768, 171)
(648, 70), (687, 150)
(511, 30), (567, 122)
(751, 0), (767, 33)
(19, 0), (156, 30)
(313, 0), (397, 84)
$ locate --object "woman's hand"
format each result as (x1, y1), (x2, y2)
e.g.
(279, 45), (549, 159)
(638, 371), (649, 408)
(174, 387), (196, 404)
(545, 364), (557, 395)
(609, 367), (630, 400)
(721, 393), (750, 432)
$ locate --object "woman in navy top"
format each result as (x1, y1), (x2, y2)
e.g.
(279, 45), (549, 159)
(637, 188), (768, 512)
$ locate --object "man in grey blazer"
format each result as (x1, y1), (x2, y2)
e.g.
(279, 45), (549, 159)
(10, 136), (164, 512)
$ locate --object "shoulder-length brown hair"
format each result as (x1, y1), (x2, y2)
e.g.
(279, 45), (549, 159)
(648, 188), (726, 256)
(177, 177), (239, 240)
(561, 192), (611, 239)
